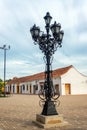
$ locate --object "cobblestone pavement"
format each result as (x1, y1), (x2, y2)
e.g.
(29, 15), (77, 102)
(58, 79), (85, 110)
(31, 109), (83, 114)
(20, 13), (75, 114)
(0, 94), (87, 130)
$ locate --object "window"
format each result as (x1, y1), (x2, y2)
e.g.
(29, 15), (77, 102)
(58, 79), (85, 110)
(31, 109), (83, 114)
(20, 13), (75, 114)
(33, 85), (38, 90)
(23, 85), (25, 91)
(40, 85), (44, 90)
(55, 84), (59, 94)
(35, 85), (38, 90)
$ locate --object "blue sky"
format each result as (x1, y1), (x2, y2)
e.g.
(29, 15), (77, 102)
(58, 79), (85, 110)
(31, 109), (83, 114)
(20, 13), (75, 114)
(0, 0), (87, 80)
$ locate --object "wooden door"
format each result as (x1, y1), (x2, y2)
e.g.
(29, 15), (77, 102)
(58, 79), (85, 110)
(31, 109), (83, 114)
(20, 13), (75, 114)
(33, 85), (36, 94)
(30, 85), (32, 94)
(17, 85), (19, 94)
(65, 84), (71, 95)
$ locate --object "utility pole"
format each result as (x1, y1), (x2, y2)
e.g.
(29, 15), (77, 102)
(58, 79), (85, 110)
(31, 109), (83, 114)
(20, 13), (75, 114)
(0, 45), (10, 96)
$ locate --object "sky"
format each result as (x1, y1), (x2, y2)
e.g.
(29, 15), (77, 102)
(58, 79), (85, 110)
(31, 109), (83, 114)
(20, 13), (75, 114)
(0, 0), (87, 80)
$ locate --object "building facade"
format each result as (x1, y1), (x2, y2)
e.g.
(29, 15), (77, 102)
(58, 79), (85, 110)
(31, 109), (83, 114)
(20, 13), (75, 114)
(6, 65), (87, 95)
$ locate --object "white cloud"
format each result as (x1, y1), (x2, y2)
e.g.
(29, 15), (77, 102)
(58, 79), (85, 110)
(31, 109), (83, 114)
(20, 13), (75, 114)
(78, 33), (87, 44)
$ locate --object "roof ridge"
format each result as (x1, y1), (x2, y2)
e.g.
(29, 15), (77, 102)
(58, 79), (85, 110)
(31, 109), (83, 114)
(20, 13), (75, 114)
(54, 65), (73, 71)
(53, 65), (73, 77)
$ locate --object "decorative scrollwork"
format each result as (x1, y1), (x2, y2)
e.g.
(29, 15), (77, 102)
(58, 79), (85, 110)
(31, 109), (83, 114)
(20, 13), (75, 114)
(52, 91), (60, 100)
(38, 89), (46, 101)
(38, 88), (60, 107)
(39, 100), (45, 107)
(54, 100), (60, 107)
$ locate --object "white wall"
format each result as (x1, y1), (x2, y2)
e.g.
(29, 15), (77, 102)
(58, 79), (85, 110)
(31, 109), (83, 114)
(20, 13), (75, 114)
(20, 82), (30, 94)
(61, 67), (87, 95)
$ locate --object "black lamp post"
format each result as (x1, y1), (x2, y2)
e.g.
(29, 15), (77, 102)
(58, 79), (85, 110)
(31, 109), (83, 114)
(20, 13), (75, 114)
(0, 45), (10, 96)
(30, 12), (64, 116)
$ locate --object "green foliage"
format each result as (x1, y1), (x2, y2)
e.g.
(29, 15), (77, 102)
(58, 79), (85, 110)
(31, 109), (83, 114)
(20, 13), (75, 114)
(0, 78), (3, 82)
(0, 80), (4, 96)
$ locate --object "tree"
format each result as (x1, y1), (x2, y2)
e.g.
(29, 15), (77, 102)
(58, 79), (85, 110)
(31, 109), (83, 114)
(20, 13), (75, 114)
(0, 79), (4, 96)
(0, 78), (3, 82)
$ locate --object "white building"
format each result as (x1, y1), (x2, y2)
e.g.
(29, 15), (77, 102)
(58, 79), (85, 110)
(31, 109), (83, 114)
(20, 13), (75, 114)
(6, 65), (87, 95)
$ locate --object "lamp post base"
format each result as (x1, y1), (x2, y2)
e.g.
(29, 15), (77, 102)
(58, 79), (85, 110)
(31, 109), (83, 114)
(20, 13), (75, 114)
(33, 114), (69, 128)
(41, 100), (58, 116)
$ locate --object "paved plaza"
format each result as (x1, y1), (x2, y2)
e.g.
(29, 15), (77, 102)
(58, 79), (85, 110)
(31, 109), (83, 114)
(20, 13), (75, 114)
(0, 94), (87, 130)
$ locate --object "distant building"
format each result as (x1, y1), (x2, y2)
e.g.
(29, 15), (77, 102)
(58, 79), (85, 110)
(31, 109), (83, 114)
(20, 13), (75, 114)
(6, 65), (87, 95)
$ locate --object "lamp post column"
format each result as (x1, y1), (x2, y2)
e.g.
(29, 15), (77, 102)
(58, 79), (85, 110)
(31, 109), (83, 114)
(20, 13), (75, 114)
(44, 22), (52, 101)
(46, 52), (51, 100)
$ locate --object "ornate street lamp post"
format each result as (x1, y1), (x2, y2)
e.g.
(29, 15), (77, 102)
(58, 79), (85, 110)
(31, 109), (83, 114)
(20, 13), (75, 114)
(0, 45), (10, 96)
(30, 12), (64, 116)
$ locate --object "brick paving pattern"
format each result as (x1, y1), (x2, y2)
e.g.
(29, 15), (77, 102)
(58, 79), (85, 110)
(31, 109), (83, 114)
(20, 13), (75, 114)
(0, 94), (87, 130)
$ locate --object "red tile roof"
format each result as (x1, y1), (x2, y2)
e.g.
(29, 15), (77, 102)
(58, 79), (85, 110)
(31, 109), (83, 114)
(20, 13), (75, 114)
(53, 65), (73, 78)
(7, 65), (73, 85)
